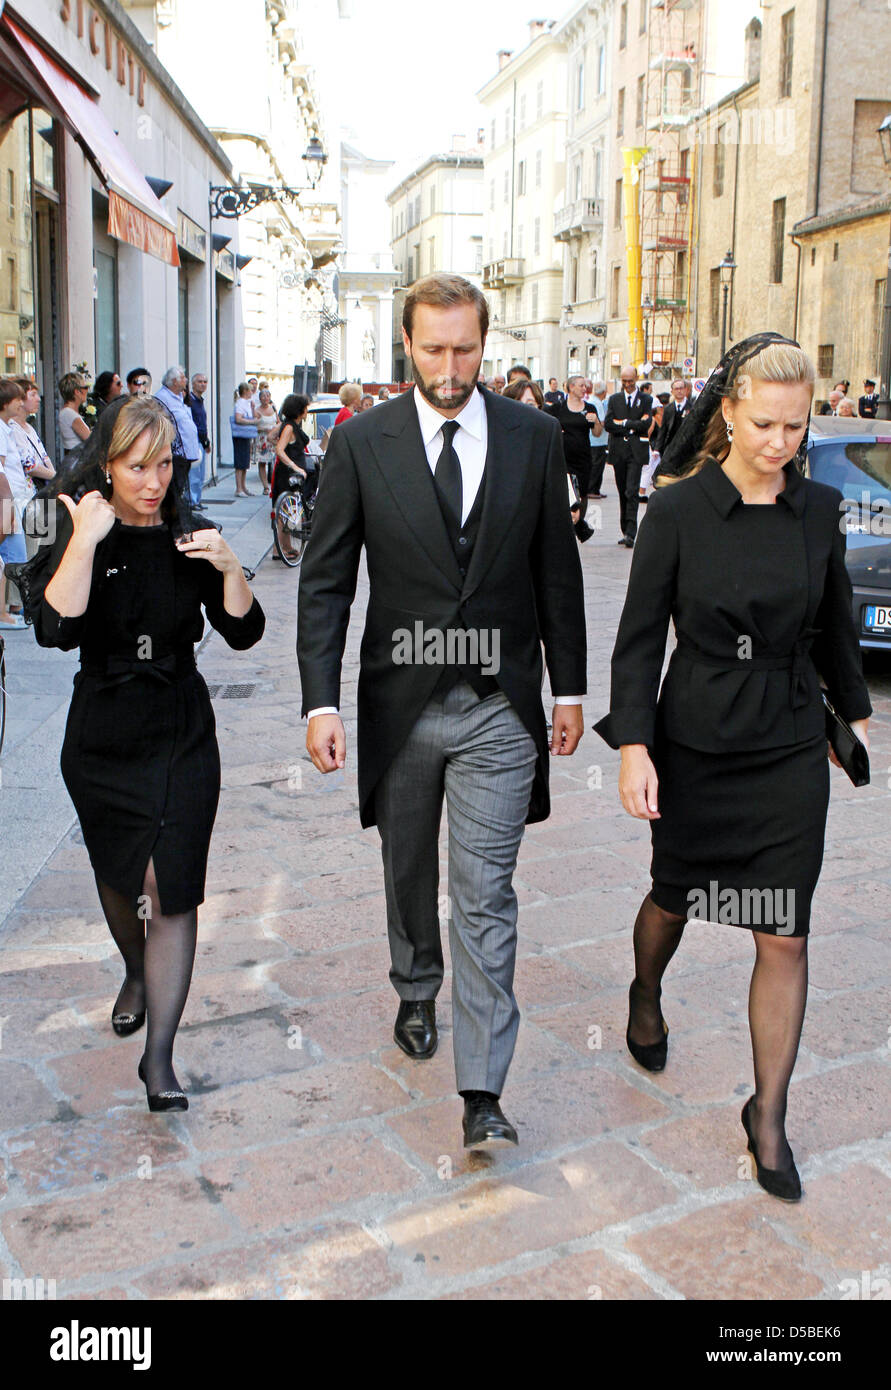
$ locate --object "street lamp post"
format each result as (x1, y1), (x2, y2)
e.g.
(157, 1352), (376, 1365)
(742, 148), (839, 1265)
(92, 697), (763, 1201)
(875, 115), (891, 420)
(719, 250), (736, 359)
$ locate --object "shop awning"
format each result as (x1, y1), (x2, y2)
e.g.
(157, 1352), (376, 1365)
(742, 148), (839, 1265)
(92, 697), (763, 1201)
(2, 15), (180, 267)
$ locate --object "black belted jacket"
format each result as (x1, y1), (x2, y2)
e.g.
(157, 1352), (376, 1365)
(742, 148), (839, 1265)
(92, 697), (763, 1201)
(594, 458), (871, 752)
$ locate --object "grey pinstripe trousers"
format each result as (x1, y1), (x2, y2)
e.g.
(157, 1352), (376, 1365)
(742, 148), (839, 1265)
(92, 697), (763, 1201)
(375, 681), (538, 1094)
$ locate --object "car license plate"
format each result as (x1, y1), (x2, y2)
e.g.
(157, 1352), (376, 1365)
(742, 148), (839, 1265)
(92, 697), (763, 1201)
(864, 605), (891, 633)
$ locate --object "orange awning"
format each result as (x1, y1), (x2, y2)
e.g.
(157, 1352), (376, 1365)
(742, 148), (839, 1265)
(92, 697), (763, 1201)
(3, 15), (180, 268)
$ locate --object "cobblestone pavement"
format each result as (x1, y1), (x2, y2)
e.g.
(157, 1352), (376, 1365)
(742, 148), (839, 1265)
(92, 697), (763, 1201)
(1, 488), (890, 1301)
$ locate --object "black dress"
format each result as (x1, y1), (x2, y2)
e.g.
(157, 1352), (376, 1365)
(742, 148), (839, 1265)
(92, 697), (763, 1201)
(594, 458), (871, 935)
(270, 424), (313, 504)
(29, 506), (265, 914)
(546, 400), (595, 497)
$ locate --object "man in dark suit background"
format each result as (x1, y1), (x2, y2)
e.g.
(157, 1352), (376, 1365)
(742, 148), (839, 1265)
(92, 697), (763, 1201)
(604, 366), (654, 548)
(859, 379), (879, 419)
(297, 274), (586, 1151)
(652, 377), (690, 459)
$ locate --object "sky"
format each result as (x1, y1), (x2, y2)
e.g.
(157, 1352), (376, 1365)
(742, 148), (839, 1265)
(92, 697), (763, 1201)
(309, 0), (761, 186)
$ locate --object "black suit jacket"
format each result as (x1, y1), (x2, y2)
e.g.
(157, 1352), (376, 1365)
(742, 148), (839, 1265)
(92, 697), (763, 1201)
(594, 459), (871, 753)
(604, 390), (654, 464)
(652, 399), (689, 456)
(296, 386), (587, 828)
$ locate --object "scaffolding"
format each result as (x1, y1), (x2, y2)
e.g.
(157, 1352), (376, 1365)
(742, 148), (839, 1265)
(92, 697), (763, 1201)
(632, 0), (706, 373)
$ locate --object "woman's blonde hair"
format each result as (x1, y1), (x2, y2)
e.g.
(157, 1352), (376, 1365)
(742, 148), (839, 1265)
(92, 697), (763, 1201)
(107, 396), (175, 468)
(339, 381), (362, 407)
(660, 342), (815, 483)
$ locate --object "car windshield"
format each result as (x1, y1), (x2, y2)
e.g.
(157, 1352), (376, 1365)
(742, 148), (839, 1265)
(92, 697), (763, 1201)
(307, 409), (339, 441)
(808, 439), (891, 500)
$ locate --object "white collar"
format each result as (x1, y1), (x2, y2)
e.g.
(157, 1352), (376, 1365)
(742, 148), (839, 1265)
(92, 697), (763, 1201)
(413, 383), (485, 448)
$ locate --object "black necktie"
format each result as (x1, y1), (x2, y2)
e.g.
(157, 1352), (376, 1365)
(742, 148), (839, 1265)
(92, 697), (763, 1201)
(435, 420), (462, 524)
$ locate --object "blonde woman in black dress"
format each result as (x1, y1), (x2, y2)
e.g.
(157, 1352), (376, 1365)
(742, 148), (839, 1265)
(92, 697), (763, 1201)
(595, 335), (871, 1200)
(25, 397), (265, 1112)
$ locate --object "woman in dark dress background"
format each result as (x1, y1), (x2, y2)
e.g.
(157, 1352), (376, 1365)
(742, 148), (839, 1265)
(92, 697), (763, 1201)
(546, 373), (601, 543)
(271, 393), (313, 561)
(595, 335), (871, 1201)
(26, 397), (265, 1111)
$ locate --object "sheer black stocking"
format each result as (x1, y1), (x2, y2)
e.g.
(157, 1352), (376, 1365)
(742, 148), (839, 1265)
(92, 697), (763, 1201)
(747, 933), (808, 1170)
(628, 893), (686, 1045)
(140, 858), (198, 1095)
(96, 876), (146, 1020)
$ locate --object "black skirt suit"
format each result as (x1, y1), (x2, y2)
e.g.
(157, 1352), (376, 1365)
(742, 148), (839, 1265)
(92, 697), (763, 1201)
(594, 458), (871, 935)
(29, 505), (265, 914)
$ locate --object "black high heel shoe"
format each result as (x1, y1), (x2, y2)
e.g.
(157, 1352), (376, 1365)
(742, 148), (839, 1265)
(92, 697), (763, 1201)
(138, 1058), (188, 1113)
(741, 1098), (801, 1202)
(625, 980), (669, 1072)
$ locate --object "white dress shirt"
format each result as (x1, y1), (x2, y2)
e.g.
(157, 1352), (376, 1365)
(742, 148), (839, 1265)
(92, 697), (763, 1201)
(307, 385), (581, 717)
(414, 382), (486, 526)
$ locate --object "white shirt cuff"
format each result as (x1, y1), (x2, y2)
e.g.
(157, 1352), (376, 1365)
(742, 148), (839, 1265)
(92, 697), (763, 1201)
(554, 696), (583, 705)
(307, 707), (339, 720)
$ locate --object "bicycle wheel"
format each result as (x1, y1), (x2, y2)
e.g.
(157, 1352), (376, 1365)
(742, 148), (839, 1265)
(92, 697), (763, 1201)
(0, 638), (6, 758)
(273, 490), (308, 568)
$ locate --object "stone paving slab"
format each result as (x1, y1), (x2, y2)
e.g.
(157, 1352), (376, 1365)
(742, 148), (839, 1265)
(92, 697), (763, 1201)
(0, 489), (890, 1300)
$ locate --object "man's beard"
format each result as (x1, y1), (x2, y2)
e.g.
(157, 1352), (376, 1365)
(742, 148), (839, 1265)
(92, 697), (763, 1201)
(411, 359), (477, 412)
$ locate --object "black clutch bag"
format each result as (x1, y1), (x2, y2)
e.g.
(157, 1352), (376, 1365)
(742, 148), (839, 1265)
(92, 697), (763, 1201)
(821, 691), (870, 787)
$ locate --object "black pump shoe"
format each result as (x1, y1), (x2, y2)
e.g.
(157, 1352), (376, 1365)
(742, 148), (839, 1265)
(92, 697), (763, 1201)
(625, 980), (669, 1072)
(138, 1058), (188, 1113)
(741, 1098), (801, 1202)
(393, 1000), (437, 1059)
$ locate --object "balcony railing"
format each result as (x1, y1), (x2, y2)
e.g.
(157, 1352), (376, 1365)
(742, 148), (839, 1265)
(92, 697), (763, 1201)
(482, 258), (525, 289)
(553, 198), (604, 242)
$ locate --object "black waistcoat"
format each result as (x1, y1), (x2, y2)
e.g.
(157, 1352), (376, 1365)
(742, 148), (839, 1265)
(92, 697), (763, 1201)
(430, 462), (499, 699)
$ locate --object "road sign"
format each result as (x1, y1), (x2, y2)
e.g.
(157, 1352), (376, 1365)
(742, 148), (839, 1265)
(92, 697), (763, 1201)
(693, 377), (707, 396)
(683, 357), (695, 374)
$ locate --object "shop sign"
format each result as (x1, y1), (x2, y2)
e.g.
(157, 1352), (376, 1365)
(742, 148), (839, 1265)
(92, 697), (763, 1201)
(59, 0), (147, 106)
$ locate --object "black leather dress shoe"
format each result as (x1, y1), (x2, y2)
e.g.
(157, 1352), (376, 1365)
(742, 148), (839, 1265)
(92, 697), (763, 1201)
(462, 1092), (518, 1150)
(393, 1000), (437, 1059)
(623, 536), (635, 548)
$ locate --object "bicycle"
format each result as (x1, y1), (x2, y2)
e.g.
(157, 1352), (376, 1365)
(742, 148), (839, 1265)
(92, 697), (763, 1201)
(271, 460), (321, 568)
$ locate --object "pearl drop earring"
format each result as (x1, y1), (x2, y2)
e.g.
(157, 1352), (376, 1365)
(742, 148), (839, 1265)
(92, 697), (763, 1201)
(725, 420), (734, 441)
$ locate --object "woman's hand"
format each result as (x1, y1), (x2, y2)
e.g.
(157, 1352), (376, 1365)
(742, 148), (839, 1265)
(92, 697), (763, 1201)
(619, 744), (661, 820)
(175, 528), (240, 575)
(58, 490), (116, 548)
(828, 717), (870, 768)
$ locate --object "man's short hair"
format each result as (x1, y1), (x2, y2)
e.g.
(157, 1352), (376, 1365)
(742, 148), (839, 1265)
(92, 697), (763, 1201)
(162, 365), (185, 389)
(191, 371), (207, 383)
(507, 364), (532, 382)
(127, 367), (150, 387)
(403, 273), (489, 341)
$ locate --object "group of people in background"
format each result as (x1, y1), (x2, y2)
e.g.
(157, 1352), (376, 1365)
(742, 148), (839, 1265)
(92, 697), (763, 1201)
(818, 378), (879, 418)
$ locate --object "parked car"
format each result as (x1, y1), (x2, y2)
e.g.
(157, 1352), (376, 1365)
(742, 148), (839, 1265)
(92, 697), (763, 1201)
(806, 417), (891, 650)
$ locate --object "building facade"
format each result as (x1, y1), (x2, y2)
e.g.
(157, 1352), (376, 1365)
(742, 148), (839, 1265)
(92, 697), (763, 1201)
(553, 1), (612, 384)
(387, 140), (484, 382)
(683, 0), (891, 399)
(0, 0), (240, 465)
(478, 22), (568, 383)
(338, 142), (398, 385)
(124, 0), (343, 404)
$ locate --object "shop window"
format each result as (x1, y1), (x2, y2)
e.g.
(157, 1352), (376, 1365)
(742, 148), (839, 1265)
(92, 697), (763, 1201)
(94, 248), (118, 375)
